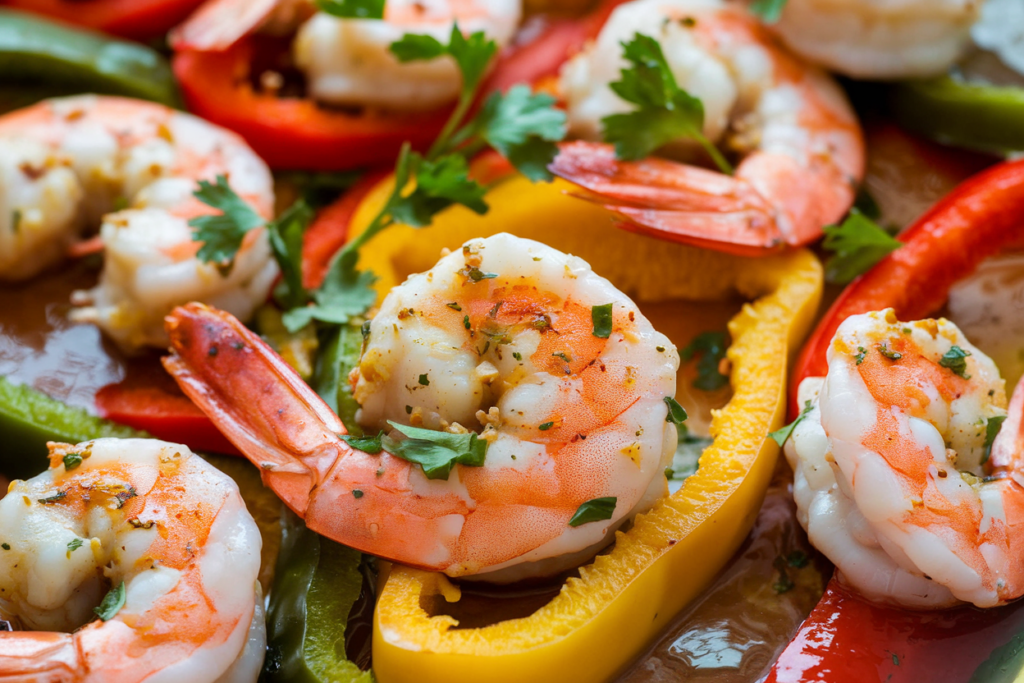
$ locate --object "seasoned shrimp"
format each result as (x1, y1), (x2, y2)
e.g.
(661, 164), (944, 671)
(771, 0), (981, 80)
(173, 0), (521, 111)
(786, 309), (1024, 608)
(164, 234), (680, 580)
(552, 0), (864, 255)
(0, 95), (277, 350)
(0, 438), (264, 681)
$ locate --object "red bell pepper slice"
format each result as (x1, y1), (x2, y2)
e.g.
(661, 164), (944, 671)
(95, 362), (239, 455)
(5, 0), (206, 40)
(791, 158), (1024, 417)
(766, 577), (1024, 683)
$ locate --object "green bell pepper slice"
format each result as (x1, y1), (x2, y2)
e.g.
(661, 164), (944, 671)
(0, 9), (180, 110)
(890, 75), (1024, 155)
(263, 511), (374, 683)
(0, 376), (143, 480)
(312, 322), (366, 437)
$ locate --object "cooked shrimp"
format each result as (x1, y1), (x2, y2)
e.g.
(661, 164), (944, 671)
(0, 438), (264, 681)
(786, 309), (1024, 608)
(173, 0), (521, 112)
(0, 95), (277, 350)
(552, 0), (864, 255)
(163, 233), (680, 580)
(770, 0), (981, 79)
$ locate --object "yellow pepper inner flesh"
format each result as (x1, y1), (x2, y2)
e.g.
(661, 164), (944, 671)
(345, 176), (823, 683)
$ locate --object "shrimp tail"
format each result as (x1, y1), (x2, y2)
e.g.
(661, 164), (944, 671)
(163, 303), (343, 516)
(549, 142), (786, 256)
(163, 303), (468, 571)
(0, 632), (78, 681)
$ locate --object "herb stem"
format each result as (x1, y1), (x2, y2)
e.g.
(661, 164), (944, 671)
(696, 134), (734, 175)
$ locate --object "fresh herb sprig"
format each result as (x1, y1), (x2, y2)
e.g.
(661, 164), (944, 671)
(821, 209), (901, 285)
(750, 0), (788, 23)
(602, 33), (732, 174)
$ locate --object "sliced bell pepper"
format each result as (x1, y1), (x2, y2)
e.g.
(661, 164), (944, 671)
(792, 157), (1024, 416)
(339, 173), (823, 683)
(0, 9), (180, 107)
(765, 577), (1024, 683)
(263, 510), (372, 683)
(890, 76), (1024, 155)
(3, 0), (205, 41)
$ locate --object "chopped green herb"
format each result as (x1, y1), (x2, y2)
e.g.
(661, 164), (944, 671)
(601, 33), (732, 174)
(189, 175), (266, 274)
(939, 345), (971, 378)
(538, 421), (555, 431)
(878, 343), (902, 361)
(94, 581), (126, 621)
(314, 0), (384, 19)
(113, 486), (137, 509)
(405, 405), (413, 414)
(62, 453), (83, 471)
(769, 400), (814, 448)
(512, 351), (523, 361)
(361, 320), (372, 341)
(591, 303), (614, 339)
(10, 209), (21, 234)
(446, 302), (462, 311)
(854, 347), (867, 365)
(466, 267), (498, 281)
(382, 421), (488, 480)
(822, 209), (901, 285)
(681, 331), (729, 391)
(750, 0), (788, 23)
(568, 497), (617, 527)
(0, 543), (8, 550)
(38, 490), (67, 504)
(786, 550), (809, 568)
(552, 352), (572, 363)
(983, 415), (1007, 464)
(341, 431), (385, 454)
(67, 538), (84, 554)
(656, 345), (665, 352)
(418, 373), (430, 386)
(352, 489), (364, 499)
(902, 327), (912, 335)
(664, 396), (688, 425)
(463, 315), (471, 330)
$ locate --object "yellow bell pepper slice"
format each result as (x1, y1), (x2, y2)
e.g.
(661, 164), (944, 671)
(346, 175), (823, 683)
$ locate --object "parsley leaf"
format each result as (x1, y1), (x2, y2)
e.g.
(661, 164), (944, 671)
(189, 175), (266, 273)
(267, 199), (314, 311)
(681, 331), (729, 391)
(94, 581), (126, 621)
(282, 249), (378, 332)
(67, 538), (84, 554)
(315, 0), (384, 19)
(341, 431), (385, 454)
(939, 345), (972, 379)
(469, 85), (567, 181)
(390, 25), (496, 96)
(390, 153), (489, 227)
(822, 209), (901, 285)
(769, 400), (814, 448)
(983, 415), (1007, 464)
(750, 0), (788, 22)
(664, 396), (688, 425)
(568, 497), (617, 527)
(383, 421), (488, 480)
(591, 303), (614, 338)
(602, 33), (732, 174)
(62, 453), (83, 471)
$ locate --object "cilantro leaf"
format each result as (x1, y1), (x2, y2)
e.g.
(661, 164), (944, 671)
(664, 396), (688, 425)
(189, 175), (266, 272)
(341, 431), (385, 454)
(382, 421), (487, 480)
(282, 249), (378, 332)
(983, 415), (1007, 464)
(601, 33), (732, 174)
(315, 0), (384, 19)
(939, 345), (972, 379)
(470, 85), (566, 181)
(62, 453), (83, 471)
(390, 153), (488, 227)
(391, 25), (496, 95)
(769, 400), (814, 448)
(822, 209), (901, 285)
(268, 199), (314, 311)
(591, 303), (613, 338)
(750, 0), (788, 22)
(94, 581), (126, 621)
(67, 538), (84, 554)
(681, 331), (730, 391)
(568, 497), (617, 527)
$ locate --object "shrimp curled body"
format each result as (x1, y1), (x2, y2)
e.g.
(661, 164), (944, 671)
(0, 438), (265, 682)
(787, 310), (1024, 608)
(163, 234), (680, 581)
(0, 95), (277, 351)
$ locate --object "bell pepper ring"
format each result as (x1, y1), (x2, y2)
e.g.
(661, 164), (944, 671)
(2, 0), (206, 41)
(791, 157), (1024, 417)
(338, 173), (822, 683)
(0, 9), (180, 108)
(890, 75), (1024, 156)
